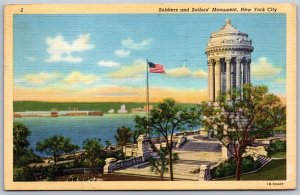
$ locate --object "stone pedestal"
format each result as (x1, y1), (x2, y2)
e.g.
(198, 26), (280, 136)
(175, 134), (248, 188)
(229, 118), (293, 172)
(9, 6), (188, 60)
(198, 164), (208, 181)
(198, 164), (211, 181)
(103, 158), (117, 174)
(221, 145), (229, 160)
(137, 134), (151, 160)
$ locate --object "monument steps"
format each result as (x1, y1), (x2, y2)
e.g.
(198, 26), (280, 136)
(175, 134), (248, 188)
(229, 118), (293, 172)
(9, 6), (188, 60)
(257, 155), (271, 167)
(132, 161), (150, 169)
(176, 140), (221, 152)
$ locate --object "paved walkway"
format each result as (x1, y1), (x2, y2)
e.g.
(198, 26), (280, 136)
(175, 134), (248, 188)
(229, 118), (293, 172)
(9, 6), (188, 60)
(108, 150), (220, 180)
(107, 136), (222, 181)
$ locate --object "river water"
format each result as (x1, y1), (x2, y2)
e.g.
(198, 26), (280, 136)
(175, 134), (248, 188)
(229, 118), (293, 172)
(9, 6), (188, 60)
(14, 114), (142, 151)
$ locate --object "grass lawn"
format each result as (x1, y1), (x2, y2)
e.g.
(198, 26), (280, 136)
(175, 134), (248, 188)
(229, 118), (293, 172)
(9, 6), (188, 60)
(223, 159), (286, 180)
(271, 152), (286, 159)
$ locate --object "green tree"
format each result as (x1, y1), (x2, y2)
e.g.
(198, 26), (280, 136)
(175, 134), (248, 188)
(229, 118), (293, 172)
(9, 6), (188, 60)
(136, 98), (201, 181)
(13, 122), (31, 163)
(114, 126), (132, 150)
(202, 84), (286, 180)
(13, 122), (42, 167)
(148, 147), (179, 180)
(105, 140), (112, 148)
(36, 135), (79, 166)
(134, 117), (148, 143)
(82, 138), (104, 177)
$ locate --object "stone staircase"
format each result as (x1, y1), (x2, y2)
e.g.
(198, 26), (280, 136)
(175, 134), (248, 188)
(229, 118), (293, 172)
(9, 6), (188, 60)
(257, 155), (271, 168)
(176, 140), (221, 152)
(132, 161), (150, 169)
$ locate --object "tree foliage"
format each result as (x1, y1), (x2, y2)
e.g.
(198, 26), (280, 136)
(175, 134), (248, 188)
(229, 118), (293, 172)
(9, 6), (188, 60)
(13, 122), (31, 162)
(104, 140), (112, 148)
(202, 84), (286, 180)
(114, 126), (132, 149)
(148, 147), (179, 180)
(13, 122), (42, 167)
(135, 98), (201, 181)
(267, 140), (286, 155)
(36, 135), (79, 166)
(82, 138), (104, 177)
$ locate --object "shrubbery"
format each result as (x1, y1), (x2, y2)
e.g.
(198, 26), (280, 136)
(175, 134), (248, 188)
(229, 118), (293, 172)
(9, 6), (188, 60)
(267, 140), (286, 155)
(211, 156), (261, 179)
(13, 167), (37, 181)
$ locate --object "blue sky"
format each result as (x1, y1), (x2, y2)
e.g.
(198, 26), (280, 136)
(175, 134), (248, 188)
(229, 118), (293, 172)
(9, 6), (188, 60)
(13, 14), (286, 103)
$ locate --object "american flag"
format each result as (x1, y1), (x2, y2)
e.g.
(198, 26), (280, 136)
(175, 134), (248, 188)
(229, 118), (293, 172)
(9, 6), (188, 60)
(148, 61), (166, 73)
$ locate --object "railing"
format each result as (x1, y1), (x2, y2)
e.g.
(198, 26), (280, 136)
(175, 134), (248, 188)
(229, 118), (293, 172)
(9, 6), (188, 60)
(104, 156), (144, 173)
(63, 167), (103, 175)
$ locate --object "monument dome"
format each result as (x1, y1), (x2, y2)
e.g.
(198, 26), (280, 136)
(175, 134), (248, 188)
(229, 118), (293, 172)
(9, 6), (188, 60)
(205, 19), (254, 101)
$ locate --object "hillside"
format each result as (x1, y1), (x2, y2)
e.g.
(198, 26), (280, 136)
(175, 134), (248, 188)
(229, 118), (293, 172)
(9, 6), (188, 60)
(13, 101), (199, 113)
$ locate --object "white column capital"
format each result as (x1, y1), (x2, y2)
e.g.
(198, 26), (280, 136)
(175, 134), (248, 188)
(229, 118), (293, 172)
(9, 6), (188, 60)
(236, 56), (243, 64)
(225, 57), (231, 64)
(214, 58), (221, 65)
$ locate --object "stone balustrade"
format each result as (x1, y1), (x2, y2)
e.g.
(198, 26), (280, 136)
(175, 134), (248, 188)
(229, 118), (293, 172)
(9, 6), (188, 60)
(103, 156), (144, 174)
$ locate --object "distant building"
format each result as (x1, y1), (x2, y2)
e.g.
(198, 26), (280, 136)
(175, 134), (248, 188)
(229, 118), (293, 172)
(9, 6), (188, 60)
(143, 105), (153, 112)
(51, 111), (59, 117)
(131, 107), (146, 113)
(87, 111), (103, 116)
(117, 105), (128, 114)
(14, 111), (52, 117)
(108, 109), (115, 114)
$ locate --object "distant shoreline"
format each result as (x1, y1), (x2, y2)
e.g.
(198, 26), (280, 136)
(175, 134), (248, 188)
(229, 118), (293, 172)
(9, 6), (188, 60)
(13, 101), (199, 113)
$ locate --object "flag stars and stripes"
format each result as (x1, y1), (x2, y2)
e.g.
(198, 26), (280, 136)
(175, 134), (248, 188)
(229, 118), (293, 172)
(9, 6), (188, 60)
(147, 61), (166, 74)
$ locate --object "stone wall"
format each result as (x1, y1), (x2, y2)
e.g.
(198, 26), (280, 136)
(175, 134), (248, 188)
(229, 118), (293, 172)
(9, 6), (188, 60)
(103, 156), (144, 173)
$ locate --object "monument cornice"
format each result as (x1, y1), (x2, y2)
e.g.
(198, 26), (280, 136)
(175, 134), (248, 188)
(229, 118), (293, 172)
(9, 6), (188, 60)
(210, 32), (248, 38)
(205, 46), (254, 54)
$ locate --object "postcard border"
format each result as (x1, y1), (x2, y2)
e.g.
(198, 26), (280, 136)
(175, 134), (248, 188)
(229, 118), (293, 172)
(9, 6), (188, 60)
(4, 3), (297, 190)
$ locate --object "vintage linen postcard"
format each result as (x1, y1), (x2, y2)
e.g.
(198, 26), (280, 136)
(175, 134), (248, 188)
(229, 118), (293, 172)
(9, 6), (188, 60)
(4, 4), (296, 190)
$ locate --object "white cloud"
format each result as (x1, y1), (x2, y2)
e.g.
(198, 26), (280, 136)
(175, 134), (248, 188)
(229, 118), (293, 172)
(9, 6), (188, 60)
(122, 38), (152, 50)
(252, 57), (282, 77)
(45, 34), (94, 63)
(108, 60), (146, 78)
(97, 60), (120, 67)
(64, 71), (99, 85)
(115, 49), (130, 57)
(167, 66), (207, 78)
(193, 69), (208, 77)
(24, 72), (60, 84)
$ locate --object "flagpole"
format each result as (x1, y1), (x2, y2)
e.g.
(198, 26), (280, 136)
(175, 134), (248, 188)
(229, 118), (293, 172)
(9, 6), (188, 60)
(146, 59), (150, 136)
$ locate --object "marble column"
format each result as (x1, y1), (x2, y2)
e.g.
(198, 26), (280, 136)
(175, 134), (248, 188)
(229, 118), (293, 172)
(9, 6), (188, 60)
(208, 60), (215, 101)
(225, 58), (231, 100)
(243, 61), (247, 85)
(244, 63), (248, 84)
(214, 59), (221, 99)
(247, 58), (251, 83)
(236, 57), (242, 89)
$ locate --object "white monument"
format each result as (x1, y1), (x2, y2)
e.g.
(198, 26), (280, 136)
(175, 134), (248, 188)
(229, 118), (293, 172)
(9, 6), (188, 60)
(206, 19), (254, 159)
(117, 104), (128, 114)
(206, 19), (254, 101)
